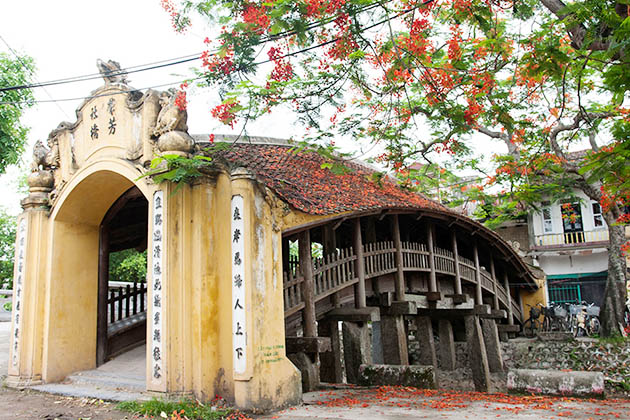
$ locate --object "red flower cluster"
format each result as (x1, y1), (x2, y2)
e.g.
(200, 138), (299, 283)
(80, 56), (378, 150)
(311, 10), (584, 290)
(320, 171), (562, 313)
(268, 47), (294, 81)
(305, 0), (347, 18)
(242, 3), (271, 34)
(211, 102), (240, 128)
(201, 48), (235, 76)
(160, 0), (190, 32)
(174, 82), (188, 111)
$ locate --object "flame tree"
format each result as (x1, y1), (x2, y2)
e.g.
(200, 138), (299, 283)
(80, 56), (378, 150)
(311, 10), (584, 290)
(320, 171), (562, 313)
(166, 0), (630, 335)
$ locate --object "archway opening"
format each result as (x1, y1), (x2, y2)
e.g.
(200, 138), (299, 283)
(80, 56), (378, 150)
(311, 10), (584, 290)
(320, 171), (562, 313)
(97, 186), (149, 365)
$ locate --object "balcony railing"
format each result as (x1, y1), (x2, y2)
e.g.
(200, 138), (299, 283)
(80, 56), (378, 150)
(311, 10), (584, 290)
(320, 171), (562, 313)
(533, 229), (609, 247)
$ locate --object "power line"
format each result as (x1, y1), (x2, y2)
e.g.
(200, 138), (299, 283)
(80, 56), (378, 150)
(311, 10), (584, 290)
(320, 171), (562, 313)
(0, 0), (423, 94)
(0, 0), (435, 105)
(0, 33), (71, 118)
(0, 55), (200, 93)
(0, 77), (203, 105)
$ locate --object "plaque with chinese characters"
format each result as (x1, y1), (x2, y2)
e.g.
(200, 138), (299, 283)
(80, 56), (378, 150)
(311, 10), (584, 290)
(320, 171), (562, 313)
(11, 219), (27, 368)
(231, 195), (247, 374)
(151, 190), (165, 382)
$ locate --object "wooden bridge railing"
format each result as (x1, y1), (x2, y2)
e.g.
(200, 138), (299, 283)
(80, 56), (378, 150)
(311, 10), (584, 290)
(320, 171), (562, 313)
(283, 240), (522, 322)
(364, 241), (396, 278)
(108, 282), (147, 325)
(313, 247), (357, 300)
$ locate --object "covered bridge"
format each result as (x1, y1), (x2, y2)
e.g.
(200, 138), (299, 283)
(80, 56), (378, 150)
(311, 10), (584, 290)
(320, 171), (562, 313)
(9, 68), (538, 411)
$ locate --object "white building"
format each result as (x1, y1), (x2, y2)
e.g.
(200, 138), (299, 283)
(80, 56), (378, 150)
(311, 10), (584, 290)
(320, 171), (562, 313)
(529, 190), (610, 306)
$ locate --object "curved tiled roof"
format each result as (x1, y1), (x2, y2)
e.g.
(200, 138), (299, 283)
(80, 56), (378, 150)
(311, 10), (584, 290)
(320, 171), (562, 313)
(206, 142), (446, 216)
(196, 136), (537, 288)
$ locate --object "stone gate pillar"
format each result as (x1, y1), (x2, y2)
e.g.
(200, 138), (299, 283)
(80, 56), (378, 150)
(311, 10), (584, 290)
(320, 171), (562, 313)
(6, 180), (52, 387)
(228, 168), (301, 410)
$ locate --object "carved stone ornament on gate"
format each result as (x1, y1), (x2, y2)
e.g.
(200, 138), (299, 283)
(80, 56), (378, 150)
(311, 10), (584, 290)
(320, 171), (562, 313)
(96, 59), (129, 86)
(151, 89), (194, 156)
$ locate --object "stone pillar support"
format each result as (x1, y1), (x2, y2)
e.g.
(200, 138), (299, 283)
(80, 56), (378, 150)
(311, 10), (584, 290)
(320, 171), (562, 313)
(465, 315), (490, 392)
(342, 322), (372, 384)
(318, 320), (344, 384)
(415, 316), (437, 368)
(480, 318), (504, 373)
(380, 315), (409, 365)
(437, 319), (456, 371)
(353, 218), (366, 309)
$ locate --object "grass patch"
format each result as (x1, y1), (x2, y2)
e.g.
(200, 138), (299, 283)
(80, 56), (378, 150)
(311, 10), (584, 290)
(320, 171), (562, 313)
(597, 334), (628, 345)
(117, 398), (235, 420)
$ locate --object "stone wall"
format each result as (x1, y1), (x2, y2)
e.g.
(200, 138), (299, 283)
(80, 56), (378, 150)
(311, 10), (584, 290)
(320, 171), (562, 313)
(409, 326), (630, 392)
(502, 338), (630, 389)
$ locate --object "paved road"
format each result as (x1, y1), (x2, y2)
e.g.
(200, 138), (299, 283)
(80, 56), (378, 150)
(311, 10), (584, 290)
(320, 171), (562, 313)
(258, 387), (630, 420)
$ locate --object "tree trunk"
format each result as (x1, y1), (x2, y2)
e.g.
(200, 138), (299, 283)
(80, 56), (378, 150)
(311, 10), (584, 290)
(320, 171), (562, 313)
(601, 208), (628, 336)
(577, 181), (628, 336)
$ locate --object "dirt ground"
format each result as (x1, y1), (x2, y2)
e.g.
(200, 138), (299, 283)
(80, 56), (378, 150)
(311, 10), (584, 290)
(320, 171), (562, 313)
(259, 387), (630, 420)
(2, 385), (630, 420)
(0, 387), (132, 420)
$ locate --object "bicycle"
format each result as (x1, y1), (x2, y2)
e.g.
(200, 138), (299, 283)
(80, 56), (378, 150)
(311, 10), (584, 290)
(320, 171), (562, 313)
(543, 303), (569, 332)
(522, 303), (543, 338)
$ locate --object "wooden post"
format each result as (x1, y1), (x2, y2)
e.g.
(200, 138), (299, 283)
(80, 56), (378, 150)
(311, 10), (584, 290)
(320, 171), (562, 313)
(96, 225), (109, 366)
(322, 225), (341, 307)
(299, 230), (317, 337)
(426, 225), (437, 293)
(451, 230), (462, 295)
(490, 254), (499, 310)
(473, 241), (483, 305)
(282, 237), (290, 274)
(322, 225), (336, 255)
(353, 218), (366, 308)
(504, 271), (514, 325)
(392, 214), (405, 301)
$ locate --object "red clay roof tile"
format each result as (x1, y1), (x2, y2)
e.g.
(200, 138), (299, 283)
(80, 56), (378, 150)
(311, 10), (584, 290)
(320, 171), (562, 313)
(213, 144), (447, 216)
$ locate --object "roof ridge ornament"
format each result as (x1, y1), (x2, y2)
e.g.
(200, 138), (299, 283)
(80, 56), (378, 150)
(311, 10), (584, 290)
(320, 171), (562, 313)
(96, 58), (129, 86)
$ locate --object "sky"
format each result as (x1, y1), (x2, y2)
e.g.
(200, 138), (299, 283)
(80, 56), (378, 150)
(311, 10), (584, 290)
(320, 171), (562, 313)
(0, 0), (308, 215)
(0, 0), (506, 216)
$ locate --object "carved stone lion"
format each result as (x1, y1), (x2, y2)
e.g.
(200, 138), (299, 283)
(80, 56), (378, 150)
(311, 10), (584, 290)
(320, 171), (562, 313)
(31, 140), (50, 172)
(152, 89), (188, 138)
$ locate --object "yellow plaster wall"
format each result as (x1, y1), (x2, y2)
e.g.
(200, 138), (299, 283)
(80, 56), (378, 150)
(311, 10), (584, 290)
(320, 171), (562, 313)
(519, 277), (547, 321)
(42, 220), (99, 382)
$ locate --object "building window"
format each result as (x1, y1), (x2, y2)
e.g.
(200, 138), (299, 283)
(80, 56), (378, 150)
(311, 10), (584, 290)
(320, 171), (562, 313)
(542, 203), (553, 233)
(592, 202), (604, 228)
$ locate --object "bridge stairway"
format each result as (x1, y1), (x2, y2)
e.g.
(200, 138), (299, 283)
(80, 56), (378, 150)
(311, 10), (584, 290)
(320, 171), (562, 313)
(31, 345), (150, 402)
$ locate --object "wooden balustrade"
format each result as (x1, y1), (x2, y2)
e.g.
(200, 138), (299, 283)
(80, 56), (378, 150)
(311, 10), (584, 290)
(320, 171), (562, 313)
(511, 300), (523, 321)
(401, 242), (429, 270)
(108, 282), (146, 324)
(479, 269), (495, 292)
(313, 247), (357, 300)
(364, 241), (396, 278)
(283, 270), (304, 315)
(283, 240), (524, 322)
(458, 259), (476, 283)
(434, 247), (455, 274)
(496, 282), (509, 305)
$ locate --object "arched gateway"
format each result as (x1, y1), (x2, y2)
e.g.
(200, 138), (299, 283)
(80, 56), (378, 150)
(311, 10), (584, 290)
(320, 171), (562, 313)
(9, 65), (541, 411)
